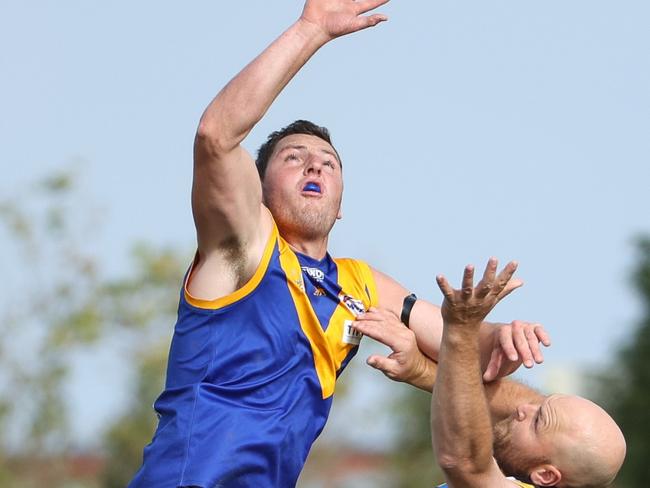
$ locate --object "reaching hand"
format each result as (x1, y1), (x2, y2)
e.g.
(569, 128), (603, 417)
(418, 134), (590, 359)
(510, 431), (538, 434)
(436, 258), (522, 328)
(483, 320), (551, 381)
(300, 0), (390, 41)
(352, 307), (433, 387)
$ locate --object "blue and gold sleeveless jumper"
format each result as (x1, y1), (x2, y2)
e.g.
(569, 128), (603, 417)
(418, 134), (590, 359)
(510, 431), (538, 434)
(128, 221), (378, 488)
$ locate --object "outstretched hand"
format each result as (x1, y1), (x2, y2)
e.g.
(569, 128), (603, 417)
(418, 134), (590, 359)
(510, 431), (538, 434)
(482, 320), (551, 381)
(300, 0), (390, 40)
(437, 258), (522, 328)
(351, 307), (434, 389)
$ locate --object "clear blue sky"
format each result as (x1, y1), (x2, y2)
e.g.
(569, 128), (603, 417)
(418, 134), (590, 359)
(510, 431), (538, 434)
(2, 1), (649, 446)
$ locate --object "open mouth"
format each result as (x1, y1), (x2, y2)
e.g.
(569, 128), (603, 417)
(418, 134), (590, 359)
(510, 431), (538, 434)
(302, 182), (322, 194)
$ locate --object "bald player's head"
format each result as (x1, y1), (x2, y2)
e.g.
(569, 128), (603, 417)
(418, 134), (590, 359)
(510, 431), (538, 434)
(493, 394), (626, 487)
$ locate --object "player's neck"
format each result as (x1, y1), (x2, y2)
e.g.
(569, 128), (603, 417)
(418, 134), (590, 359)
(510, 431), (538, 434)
(283, 234), (329, 261)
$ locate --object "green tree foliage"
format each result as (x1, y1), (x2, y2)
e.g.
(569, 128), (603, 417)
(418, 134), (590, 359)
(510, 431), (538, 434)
(593, 237), (650, 487)
(0, 168), (187, 486)
(82, 244), (185, 485)
(0, 167), (96, 454)
(389, 382), (443, 487)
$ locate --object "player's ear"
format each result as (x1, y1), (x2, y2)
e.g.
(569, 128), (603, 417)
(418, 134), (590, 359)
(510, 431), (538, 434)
(529, 464), (561, 486)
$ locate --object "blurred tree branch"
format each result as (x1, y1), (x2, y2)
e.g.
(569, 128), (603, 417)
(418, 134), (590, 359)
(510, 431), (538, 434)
(0, 167), (186, 486)
(592, 236), (650, 487)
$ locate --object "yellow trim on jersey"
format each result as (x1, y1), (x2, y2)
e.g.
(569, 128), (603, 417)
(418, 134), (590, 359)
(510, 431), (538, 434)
(512, 481), (534, 488)
(354, 259), (379, 308)
(277, 250), (378, 399)
(183, 221), (279, 310)
(278, 238), (337, 398)
(326, 258), (378, 369)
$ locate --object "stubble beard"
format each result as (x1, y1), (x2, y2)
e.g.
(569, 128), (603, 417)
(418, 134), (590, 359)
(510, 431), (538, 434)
(268, 194), (339, 242)
(493, 418), (527, 479)
(492, 418), (547, 482)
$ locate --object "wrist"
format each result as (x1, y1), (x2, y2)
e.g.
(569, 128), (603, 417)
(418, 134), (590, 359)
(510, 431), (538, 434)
(407, 355), (437, 392)
(442, 310), (485, 330)
(442, 326), (481, 352)
(295, 17), (332, 47)
(444, 320), (482, 336)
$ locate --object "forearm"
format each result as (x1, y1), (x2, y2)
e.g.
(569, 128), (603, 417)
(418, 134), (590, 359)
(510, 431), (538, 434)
(197, 19), (329, 150)
(431, 326), (494, 472)
(412, 360), (532, 419)
(410, 355), (543, 425)
(478, 321), (499, 371)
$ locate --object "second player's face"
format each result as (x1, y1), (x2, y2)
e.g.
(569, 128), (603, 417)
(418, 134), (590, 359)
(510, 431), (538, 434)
(262, 133), (343, 240)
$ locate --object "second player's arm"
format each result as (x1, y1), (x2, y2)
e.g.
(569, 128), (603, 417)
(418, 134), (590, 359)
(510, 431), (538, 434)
(432, 261), (526, 487)
(371, 268), (549, 380)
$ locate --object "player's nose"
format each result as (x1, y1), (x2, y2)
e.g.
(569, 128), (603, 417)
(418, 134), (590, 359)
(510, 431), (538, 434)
(304, 158), (322, 175)
(305, 163), (322, 175)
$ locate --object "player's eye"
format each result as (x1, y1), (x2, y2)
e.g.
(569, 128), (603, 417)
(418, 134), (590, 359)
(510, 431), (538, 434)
(534, 409), (542, 429)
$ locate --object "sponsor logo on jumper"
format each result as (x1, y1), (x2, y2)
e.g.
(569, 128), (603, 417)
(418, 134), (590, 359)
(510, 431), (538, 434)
(295, 279), (305, 292)
(339, 294), (366, 316)
(342, 320), (362, 345)
(301, 266), (325, 283)
(314, 287), (326, 297)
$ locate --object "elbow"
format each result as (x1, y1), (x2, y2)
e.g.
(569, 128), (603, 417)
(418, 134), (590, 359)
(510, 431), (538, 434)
(437, 453), (487, 476)
(195, 117), (241, 157)
(437, 453), (463, 472)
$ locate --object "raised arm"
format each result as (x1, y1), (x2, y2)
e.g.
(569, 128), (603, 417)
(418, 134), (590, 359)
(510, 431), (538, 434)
(432, 259), (521, 488)
(190, 1), (389, 298)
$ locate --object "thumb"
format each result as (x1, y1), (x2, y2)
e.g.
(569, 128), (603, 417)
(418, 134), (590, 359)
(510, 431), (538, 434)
(367, 355), (394, 375)
(497, 278), (524, 301)
(351, 14), (388, 33)
(483, 347), (503, 382)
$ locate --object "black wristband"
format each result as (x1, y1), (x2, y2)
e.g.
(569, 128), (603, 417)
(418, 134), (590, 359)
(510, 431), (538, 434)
(400, 293), (417, 328)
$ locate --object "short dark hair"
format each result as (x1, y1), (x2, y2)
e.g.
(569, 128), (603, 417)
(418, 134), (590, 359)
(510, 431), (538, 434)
(255, 120), (341, 180)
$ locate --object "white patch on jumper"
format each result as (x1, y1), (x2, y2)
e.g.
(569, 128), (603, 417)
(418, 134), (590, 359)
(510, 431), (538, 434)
(342, 320), (362, 345)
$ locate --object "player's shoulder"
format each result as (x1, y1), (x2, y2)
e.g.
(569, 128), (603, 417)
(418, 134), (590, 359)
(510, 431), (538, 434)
(332, 256), (370, 272)
(332, 256), (375, 279)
